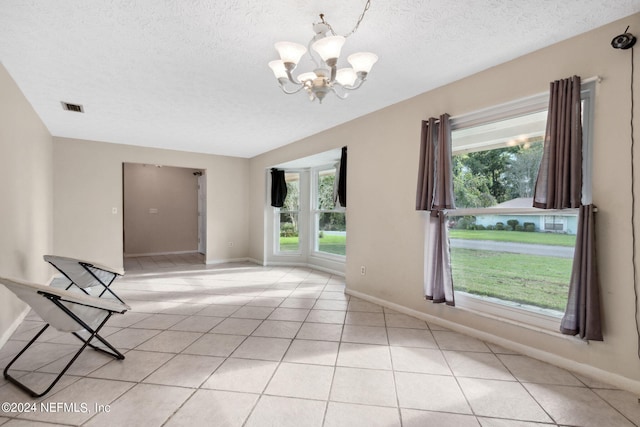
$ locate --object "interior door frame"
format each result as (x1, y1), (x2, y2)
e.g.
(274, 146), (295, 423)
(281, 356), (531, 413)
(197, 173), (207, 255)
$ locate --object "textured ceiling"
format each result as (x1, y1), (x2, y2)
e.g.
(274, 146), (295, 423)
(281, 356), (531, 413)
(1, 1), (638, 158)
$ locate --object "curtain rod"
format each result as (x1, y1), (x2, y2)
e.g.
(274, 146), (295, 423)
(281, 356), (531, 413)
(424, 75), (602, 124)
(582, 75), (602, 84)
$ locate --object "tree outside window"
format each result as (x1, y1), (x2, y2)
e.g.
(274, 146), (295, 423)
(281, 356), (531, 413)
(315, 168), (346, 256)
(278, 173), (300, 252)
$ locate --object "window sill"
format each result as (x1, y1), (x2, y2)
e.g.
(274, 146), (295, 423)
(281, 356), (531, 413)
(453, 293), (587, 343)
(453, 291), (568, 333)
(310, 251), (346, 263)
(273, 251), (303, 257)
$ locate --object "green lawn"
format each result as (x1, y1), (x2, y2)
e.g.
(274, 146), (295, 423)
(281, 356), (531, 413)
(279, 236), (299, 252)
(280, 230), (569, 310)
(451, 248), (570, 311)
(317, 234), (346, 255)
(448, 229), (576, 247)
(279, 234), (346, 256)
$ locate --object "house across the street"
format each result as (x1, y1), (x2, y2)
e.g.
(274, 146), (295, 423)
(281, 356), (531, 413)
(474, 197), (578, 234)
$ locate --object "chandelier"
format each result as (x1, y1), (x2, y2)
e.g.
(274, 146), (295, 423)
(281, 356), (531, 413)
(268, 0), (377, 103)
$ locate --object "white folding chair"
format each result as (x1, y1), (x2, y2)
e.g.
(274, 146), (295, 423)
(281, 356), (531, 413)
(0, 276), (130, 397)
(43, 255), (125, 304)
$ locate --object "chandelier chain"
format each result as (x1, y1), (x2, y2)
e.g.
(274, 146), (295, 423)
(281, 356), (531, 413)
(325, 0), (372, 38)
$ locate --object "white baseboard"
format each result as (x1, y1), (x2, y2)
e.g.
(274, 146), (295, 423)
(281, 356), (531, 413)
(0, 274), (58, 349)
(215, 258), (345, 277)
(124, 250), (199, 258)
(346, 288), (640, 396)
(205, 257), (254, 265)
(0, 306), (29, 350)
(265, 261), (345, 277)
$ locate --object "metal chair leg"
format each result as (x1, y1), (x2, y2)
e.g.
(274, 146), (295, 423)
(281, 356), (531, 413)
(3, 313), (122, 397)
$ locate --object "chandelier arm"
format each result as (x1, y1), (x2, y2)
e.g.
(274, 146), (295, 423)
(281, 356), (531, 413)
(341, 79), (366, 91)
(285, 69), (303, 85)
(307, 39), (322, 68)
(331, 85), (349, 100)
(277, 81), (307, 95)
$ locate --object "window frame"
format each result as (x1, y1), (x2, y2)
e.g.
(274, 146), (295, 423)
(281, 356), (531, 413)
(311, 164), (346, 260)
(274, 170), (303, 256)
(543, 215), (567, 232)
(445, 81), (595, 330)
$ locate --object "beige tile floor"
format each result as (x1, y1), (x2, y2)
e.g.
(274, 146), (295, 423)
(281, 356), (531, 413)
(0, 253), (639, 426)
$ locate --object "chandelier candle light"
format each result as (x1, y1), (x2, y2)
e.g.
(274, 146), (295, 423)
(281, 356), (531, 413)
(268, 0), (377, 103)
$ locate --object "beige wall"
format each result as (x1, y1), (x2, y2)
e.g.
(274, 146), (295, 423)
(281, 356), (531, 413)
(0, 63), (54, 340)
(123, 163), (199, 255)
(53, 137), (249, 269)
(249, 14), (640, 388)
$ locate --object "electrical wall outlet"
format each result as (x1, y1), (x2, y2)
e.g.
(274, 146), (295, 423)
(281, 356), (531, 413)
(360, 266), (366, 275)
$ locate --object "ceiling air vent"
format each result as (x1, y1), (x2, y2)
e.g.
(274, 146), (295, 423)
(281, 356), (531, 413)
(61, 102), (84, 113)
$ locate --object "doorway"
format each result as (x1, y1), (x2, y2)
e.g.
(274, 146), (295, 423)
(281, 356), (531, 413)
(122, 163), (206, 262)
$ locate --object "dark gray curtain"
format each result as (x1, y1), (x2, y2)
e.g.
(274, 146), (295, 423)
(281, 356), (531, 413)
(560, 204), (602, 340)
(416, 114), (455, 305)
(533, 76), (602, 340)
(533, 76), (583, 209)
(416, 115), (455, 212)
(270, 168), (287, 208)
(336, 146), (347, 207)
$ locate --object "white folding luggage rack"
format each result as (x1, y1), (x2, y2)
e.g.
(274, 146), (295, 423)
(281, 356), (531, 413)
(0, 276), (130, 397)
(43, 254), (125, 304)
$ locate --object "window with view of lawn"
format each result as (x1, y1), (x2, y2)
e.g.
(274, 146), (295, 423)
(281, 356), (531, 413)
(448, 213), (576, 313)
(277, 172), (300, 253)
(447, 84), (593, 325)
(275, 166), (346, 258)
(313, 167), (346, 257)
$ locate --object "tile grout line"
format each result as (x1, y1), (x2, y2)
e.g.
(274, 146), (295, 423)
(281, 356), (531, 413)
(239, 272), (326, 426)
(385, 307), (405, 427)
(436, 332), (480, 424)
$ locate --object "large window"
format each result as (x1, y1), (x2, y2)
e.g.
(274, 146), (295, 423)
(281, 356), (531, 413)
(276, 172), (300, 253)
(447, 84), (593, 326)
(313, 167), (346, 257)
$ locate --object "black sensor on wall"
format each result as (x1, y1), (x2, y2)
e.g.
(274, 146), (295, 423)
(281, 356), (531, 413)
(611, 26), (636, 50)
